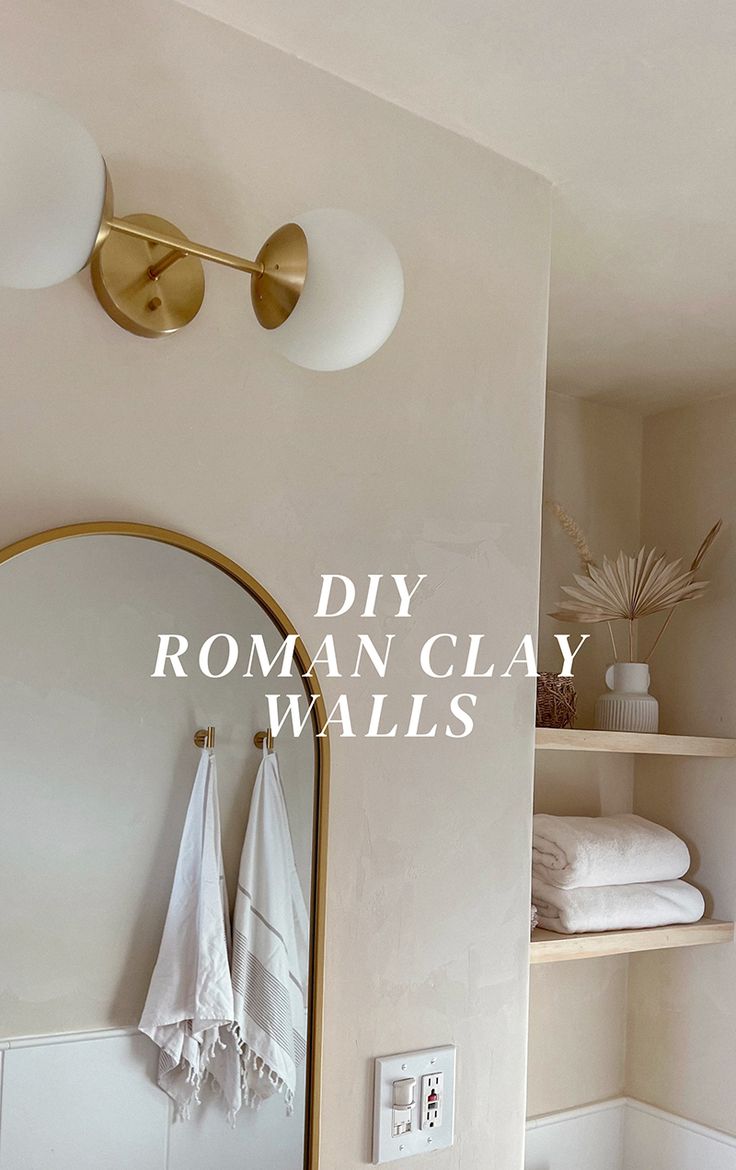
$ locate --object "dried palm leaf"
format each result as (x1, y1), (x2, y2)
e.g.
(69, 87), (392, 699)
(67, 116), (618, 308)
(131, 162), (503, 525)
(550, 548), (708, 624)
(645, 519), (723, 661)
(691, 519), (723, 571)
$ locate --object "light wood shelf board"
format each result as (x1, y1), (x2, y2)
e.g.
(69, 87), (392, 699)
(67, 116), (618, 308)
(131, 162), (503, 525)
(530, 919), (734, 964)
(535, 728), (736, 757)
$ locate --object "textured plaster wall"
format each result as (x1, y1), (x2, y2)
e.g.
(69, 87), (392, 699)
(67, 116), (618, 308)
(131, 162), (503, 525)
(528, 394), (641, 1118)
(537, 393), (643, 725)
(627, 395), (736, 1136)
(0, 2), (551, 1166)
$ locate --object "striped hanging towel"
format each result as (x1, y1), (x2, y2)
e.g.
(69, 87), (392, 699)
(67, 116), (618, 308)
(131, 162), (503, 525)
(230, 740), (309, 1115)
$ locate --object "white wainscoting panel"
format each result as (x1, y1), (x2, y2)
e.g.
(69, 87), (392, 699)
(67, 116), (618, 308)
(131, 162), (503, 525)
(0, 1032), (168, 1170)
(0, 1028), (306, 1170)
(623, 1099), (736, 1170)
(525, 1098), (626, 1170)
(526, 1097), (736, 1170)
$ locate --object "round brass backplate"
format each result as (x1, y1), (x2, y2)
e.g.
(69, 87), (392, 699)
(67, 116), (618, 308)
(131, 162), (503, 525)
(251, 222), (308, 330)
(91, 214), (205, 339)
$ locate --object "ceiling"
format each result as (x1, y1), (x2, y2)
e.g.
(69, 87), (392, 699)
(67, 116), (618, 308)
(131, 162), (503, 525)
(179, 0), (736, 412)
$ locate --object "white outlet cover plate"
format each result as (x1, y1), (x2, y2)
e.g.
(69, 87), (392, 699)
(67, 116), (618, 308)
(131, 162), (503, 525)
(372, 1046), (456, 1164)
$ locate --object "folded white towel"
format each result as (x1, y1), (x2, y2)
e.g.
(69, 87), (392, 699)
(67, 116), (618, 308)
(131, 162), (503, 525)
(139, 748), (238, 1118)
(532, 813), (690, 889)
(532, 877), (704, 934)
(230, 744), (309, 1116)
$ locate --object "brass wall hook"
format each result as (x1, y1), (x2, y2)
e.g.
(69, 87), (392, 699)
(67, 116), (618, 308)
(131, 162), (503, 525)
(194, 725), (216, 749)
(254, 728), (273, 751)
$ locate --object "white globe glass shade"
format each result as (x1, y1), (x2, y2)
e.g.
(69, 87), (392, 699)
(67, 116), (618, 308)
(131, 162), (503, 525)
(0, 91), (107, 289)
(269, 208), (404, 371)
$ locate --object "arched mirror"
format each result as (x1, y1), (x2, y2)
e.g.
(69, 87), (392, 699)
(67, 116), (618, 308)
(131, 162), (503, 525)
(0, 522), (328, 1170)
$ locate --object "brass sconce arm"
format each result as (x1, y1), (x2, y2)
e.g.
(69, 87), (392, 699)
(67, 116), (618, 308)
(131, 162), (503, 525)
(91, 179), (308, 340)
(106, 216), (266, 277)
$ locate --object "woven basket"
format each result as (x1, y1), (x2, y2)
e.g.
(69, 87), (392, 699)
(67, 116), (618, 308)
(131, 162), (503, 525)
(536, 672), (577, 729)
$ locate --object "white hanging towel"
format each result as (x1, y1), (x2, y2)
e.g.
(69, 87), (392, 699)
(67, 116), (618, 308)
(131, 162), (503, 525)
(231, 741), (309, 1115)
(139, 747), (239, 1119)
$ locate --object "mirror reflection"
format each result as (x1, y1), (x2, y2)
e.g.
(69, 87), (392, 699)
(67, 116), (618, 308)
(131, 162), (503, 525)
(0, 531), (319, 1168)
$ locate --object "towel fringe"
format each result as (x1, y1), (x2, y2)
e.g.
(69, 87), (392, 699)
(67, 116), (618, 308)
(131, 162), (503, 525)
(157, 1012), (299, 1122)
(225, 1022), (294, 1115)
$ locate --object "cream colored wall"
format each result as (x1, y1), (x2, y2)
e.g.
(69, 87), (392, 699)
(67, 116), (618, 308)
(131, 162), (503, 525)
(626, 395), (736, 1136)
(537, 393), (643, 726)
(527, 959), (629, 1117)
(0, 3), (552, 1166)
(528, 393), (641, 1117)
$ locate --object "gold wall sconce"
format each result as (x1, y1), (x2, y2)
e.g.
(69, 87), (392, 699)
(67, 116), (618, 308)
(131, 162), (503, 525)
(0, 91), (404, 371)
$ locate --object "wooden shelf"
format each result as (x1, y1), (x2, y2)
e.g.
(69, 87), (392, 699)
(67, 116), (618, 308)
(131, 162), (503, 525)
(530, 919), (734, 964)
(535, 728), (736, 757)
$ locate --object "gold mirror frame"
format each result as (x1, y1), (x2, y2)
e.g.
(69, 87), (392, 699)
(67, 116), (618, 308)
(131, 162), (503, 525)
(0, 520), (329, 1170)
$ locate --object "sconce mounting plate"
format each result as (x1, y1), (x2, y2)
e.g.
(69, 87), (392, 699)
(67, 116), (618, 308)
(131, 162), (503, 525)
(91, 214), (205, 339)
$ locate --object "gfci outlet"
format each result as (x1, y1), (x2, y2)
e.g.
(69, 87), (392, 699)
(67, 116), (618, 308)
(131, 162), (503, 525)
(372, 1046), (456, 1164)
(421, 1072), (443, 1130)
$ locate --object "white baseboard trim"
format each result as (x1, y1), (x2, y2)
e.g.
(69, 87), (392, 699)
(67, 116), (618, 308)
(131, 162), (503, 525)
(0, 1025), (138, 1049)
(526, 1095), (626, 1129)
(623, 1097), (736, 1170)
(526, 1097), (736, 1170)
(525, 1097), (626, 1170)
(624, 1098), (736, 1149)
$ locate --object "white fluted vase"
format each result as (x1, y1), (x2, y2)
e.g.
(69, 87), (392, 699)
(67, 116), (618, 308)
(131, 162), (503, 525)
(594, 662), (659, 733)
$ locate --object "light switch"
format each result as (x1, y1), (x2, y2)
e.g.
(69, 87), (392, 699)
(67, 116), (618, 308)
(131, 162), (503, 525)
(391, 1077), (416, 1136)
(372, 1046), (456, 1163)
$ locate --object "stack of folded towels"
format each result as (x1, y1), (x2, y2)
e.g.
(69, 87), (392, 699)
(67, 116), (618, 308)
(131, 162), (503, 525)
(532, 813), (705, 934)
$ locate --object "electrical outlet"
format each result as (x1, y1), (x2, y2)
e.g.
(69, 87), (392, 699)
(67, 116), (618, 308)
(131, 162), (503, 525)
(372, 1046), (456, 1163)
(420, 1072), (443, 1130)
